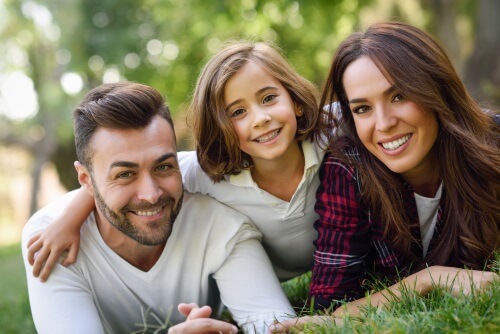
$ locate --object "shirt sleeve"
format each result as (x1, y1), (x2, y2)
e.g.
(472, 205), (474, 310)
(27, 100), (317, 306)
(212, 222), (296, 334)
(309, 155), (372, 310)
(22, 211), (105, 334)
(178, 150), (215, 194)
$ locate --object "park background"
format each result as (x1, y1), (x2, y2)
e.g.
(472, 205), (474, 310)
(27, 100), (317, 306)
(0, 0), (498, 333)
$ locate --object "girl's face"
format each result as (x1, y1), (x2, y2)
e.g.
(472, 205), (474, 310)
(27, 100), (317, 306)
(224, 61), (301, 166)
(342, 56), (439, 180)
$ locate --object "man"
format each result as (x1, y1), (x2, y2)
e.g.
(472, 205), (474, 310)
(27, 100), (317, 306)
(22, 82), (294, 334)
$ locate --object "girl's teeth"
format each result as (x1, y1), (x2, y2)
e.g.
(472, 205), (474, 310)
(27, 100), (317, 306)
(136, 208), (162, 216)
(255, 129), (280, 143)
(382, 135), (411, 151)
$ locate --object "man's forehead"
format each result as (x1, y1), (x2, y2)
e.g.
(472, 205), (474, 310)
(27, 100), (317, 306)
(89, 117), (177, 167)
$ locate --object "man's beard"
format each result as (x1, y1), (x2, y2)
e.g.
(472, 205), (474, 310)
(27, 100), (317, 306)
(91, 178), (183, 246)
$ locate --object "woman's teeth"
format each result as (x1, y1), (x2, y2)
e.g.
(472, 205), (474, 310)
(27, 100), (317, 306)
(381, 134), (411, 151)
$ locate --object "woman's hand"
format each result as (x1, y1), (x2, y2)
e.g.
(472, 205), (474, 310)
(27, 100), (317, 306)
(418, 266), (499, 296)
(268, 315), (338, 333)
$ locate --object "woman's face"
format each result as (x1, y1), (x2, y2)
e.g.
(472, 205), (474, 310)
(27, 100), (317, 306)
(342, 56), (439, 181)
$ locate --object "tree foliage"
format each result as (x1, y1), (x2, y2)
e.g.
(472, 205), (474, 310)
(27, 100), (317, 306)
(0, 0), (497, 215)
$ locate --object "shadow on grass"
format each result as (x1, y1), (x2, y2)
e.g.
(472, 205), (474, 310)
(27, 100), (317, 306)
(0, 243), (35, 334)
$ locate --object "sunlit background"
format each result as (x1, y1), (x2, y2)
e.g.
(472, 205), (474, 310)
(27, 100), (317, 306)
(0, 0), (498, 247)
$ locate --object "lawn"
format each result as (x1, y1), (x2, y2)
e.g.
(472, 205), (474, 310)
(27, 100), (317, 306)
(0, 243), (35, 334)
(3, 242), (499, 334)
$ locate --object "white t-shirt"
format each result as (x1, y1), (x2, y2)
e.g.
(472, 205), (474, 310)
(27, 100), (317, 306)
(22, 191), (294, 334)
(178, 140), (325, 280)
(415, 182), (443, 257)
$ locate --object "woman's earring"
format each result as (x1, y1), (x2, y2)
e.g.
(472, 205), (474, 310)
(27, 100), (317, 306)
(296, 109), (303, 116)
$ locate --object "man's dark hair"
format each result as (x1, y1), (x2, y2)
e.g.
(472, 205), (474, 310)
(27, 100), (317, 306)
(74, 82), (174, 167)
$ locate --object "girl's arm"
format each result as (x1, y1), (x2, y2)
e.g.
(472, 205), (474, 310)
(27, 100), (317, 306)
(269, 266), (498, 332)
(27, 187), (95, 282)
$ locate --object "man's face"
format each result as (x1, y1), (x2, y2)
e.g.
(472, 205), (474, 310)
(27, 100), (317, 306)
(81, 116), (183, 246)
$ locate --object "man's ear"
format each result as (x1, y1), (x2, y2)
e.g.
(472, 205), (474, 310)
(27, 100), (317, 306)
(74, 161), (94, 196)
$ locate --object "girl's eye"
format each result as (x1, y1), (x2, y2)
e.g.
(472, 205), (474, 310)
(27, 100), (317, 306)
(231, 108), (245, 118)
(263, 94), (277, 104)
(351, 105), (370, 114)
(392, 93), (404, 102)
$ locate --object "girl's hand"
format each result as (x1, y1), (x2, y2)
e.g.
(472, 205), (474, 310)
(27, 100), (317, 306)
(27, 219), (81, 282)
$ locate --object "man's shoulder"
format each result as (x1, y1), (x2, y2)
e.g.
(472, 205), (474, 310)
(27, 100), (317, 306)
(21, 190), (82, 247)
(178, 192), (260, 236)
(181, 192), (248, 221)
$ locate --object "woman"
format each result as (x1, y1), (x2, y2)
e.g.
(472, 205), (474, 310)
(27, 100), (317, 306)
(272, 21), (499, 332)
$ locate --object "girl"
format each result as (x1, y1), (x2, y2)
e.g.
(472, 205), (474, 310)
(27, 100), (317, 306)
(272, 21), (499, 331)
(27, 41), (327, 282)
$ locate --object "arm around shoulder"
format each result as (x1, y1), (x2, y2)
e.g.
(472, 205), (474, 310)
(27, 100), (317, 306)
(26, 187), (95, 282)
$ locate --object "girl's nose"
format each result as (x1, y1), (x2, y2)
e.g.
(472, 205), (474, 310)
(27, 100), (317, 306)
(252, 108), (271, 128)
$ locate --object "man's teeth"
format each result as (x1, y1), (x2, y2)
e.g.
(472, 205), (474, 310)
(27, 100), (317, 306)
(255, 129), (280, 143)
(381, 134), (411, 151)
(135, 208), (162, 216)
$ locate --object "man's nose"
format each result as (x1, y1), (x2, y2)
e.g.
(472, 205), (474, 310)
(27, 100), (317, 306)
(137, 175), (162, 204)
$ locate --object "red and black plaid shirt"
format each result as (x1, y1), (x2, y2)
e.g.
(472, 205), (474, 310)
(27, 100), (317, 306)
(309, 150), (444, 310)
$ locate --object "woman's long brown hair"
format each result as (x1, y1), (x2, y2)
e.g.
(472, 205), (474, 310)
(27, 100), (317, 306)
(321, 21), (499, 269)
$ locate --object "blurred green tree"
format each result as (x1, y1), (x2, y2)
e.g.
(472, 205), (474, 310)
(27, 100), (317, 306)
(0, 0), (497, 217)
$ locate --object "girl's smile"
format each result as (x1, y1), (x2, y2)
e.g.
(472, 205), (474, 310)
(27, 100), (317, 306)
(224, 60), (301, 167)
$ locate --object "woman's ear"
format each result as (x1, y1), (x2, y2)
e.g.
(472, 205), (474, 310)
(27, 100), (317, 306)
(74, 161), (95, 196)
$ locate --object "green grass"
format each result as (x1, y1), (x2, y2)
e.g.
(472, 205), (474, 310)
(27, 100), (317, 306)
(4, 243), (499, 334)
(287, 264), (500, 334)
(0, 243), (36, 334)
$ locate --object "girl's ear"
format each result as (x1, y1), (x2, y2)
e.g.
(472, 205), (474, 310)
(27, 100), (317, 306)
(294, 104), (303, 117)
(74, 161), (95, 196)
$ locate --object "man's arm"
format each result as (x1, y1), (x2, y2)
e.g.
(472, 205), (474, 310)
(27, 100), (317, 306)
(21, 200), (105, 334)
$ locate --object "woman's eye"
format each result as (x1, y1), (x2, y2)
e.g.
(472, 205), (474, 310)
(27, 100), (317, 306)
(263, 94), (277, 104)
(392, 93), (404, 102)
(351, 105), (369, 114)
(231, 108), (245, 117)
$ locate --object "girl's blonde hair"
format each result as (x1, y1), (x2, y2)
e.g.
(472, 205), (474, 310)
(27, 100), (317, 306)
(188, 41), (320, 182)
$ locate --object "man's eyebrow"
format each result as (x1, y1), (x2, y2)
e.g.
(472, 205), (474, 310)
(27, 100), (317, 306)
(110, 161), (138, 169)
(155, 153), (176, 165)
(109, 153), (176, 169)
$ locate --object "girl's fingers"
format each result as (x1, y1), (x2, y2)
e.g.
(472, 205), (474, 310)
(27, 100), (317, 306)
(38, 250), (63, 282)
(27, 238), (43, 265)
(62, 242), (80, 266)
(31, 246), (51, 278)
(27, 233), (41, 249)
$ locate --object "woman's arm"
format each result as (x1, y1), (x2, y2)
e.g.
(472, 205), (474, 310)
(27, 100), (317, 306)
(309, 155), (371, 308)
(332, 265), (498, 317)
(270, 266), (498, 332)
(27, 187), (95, 281)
